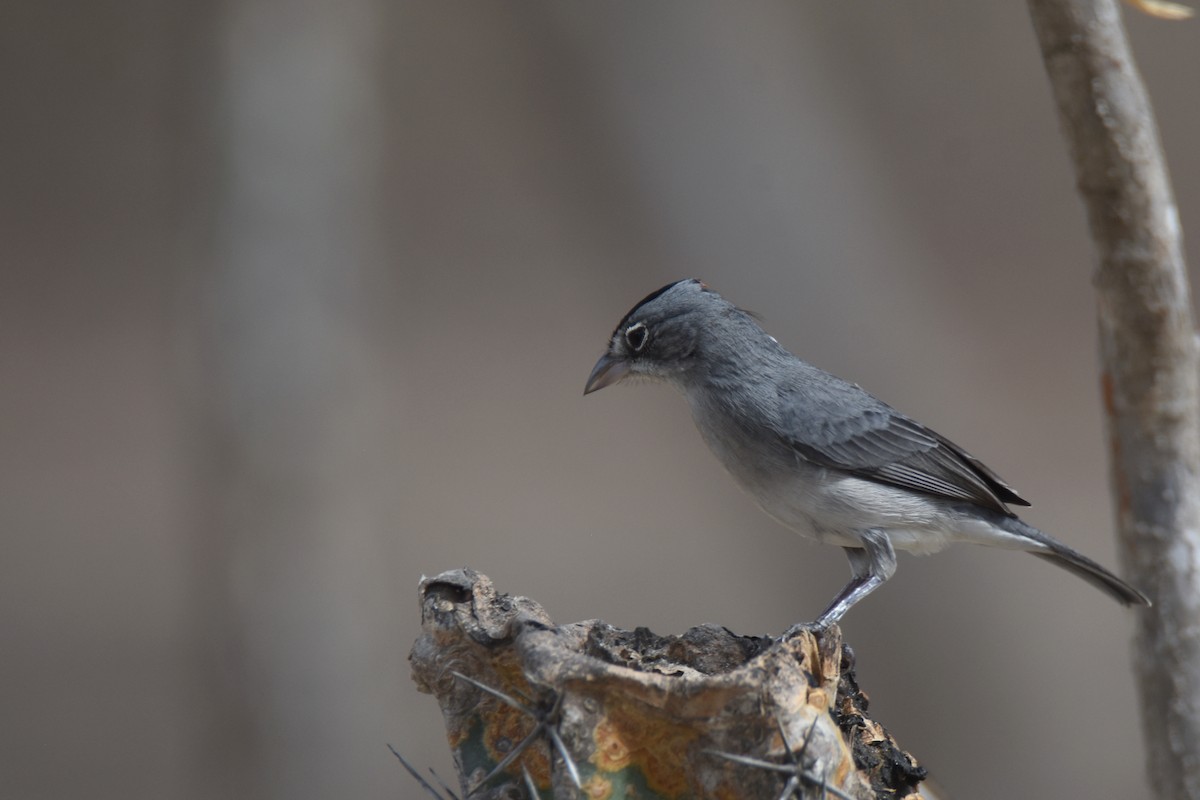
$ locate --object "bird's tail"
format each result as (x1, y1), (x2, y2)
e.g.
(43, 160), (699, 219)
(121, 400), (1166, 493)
(999, 516), (1150, 607)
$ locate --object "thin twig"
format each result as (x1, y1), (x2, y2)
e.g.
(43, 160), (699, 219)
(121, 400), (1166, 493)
(387, 744), (458, 800)
(521, 766), (541, 800)
(450, 671), (582, 795)
(704, 748), (854, 800)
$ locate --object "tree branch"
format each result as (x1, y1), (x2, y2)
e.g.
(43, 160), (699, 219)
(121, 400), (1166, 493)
(1026, 1), (1200, 796)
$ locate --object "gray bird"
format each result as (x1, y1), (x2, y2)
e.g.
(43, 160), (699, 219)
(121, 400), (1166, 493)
(584, 279), (1149, 627)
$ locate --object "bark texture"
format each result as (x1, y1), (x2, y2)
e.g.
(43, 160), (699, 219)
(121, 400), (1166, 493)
(1027, 2), (1200, 797)
(409, 569), (927, 800)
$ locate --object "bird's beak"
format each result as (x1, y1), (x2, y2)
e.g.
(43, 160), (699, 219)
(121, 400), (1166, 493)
(584, 353), (631, 394)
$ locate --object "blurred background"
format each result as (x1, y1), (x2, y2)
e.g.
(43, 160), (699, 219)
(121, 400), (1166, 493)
(3, 2), (1197, 798)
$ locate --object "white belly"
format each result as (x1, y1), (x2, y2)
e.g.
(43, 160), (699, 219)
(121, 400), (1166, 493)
(749, 468), (1037, 554)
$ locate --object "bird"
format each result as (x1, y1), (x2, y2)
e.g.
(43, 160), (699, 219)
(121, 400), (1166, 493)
(584, 279), (1149, 628)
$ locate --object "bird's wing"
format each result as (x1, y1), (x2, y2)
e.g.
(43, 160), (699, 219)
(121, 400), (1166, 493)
(776, 371), (1029, 515)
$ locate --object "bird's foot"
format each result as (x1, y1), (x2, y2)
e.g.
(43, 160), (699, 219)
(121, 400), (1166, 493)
(779, 618), (836, 642)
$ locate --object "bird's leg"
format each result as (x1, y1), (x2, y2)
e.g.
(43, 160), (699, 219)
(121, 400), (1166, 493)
(814, 531), (896, 627)
(812, 530), (896, 630)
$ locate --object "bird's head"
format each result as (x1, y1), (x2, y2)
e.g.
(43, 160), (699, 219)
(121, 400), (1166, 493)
(584, 278), (725, 394)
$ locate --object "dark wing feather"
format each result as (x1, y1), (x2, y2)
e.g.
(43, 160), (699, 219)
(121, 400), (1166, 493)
(777, 368), (1029, 515)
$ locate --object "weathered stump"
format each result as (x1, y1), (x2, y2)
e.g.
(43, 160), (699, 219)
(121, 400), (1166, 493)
(410, 568), (926, 799)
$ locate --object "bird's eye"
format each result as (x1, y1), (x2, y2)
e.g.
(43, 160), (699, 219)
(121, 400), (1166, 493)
(624, 322), (649, 353)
